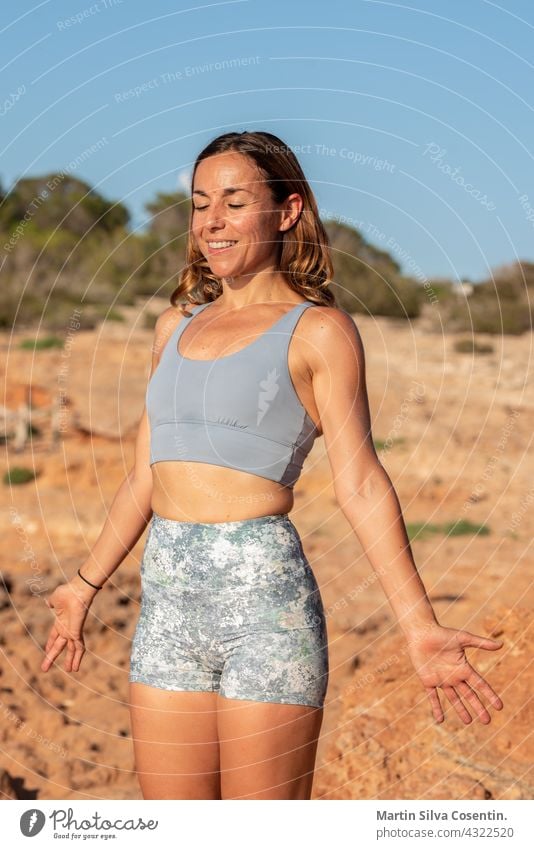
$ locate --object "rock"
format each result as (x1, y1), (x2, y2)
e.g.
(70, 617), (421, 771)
(314, 605), (531, 800)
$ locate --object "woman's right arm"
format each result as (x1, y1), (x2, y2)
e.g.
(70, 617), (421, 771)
(67, 305), (183, 601)
(68, 404), (154, 600)
(41, 307), (181, 672)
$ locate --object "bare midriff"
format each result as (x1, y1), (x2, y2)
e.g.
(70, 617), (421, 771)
(150, 462), (295, 523)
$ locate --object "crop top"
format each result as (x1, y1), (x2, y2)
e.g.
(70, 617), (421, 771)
(146, 299), (320, 488)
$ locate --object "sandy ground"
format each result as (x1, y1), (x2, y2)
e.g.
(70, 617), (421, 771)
(1, 305), (532, 799)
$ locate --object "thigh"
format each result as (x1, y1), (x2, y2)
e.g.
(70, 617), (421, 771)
(217, 695), (324, 799)
(129, 683), (221, 799)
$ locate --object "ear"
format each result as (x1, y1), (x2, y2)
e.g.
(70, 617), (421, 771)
(278, 192), (303, 232)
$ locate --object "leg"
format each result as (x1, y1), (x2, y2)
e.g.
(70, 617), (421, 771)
(218, 695), (324, 799)
(128, 515), (225, 798)
(217, 625), (328, 800)
(129, 683), (221, 799)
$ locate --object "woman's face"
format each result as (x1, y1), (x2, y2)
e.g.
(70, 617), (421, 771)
(191, 151), (298, 280)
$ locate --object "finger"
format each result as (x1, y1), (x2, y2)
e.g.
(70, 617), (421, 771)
(72, 641), (85, 672)
(455, 680), (491, 724)
(466, 667), (504, 710)
(64, 640), (76, 672)
(45, 627), (58, 654)
(442, 685), (472, 724)
(41, 636), (60, 670)
(42, 635), (67, 671)
(458, 631), (504, 651)
(41, 635), (68, 671)
(65, 639), (83, 673)
(426, 687), (444, 723)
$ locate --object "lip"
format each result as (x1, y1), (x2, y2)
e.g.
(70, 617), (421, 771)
(206, 240), (238, 255)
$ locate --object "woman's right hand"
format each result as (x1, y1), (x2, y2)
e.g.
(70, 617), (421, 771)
(41, 576), (100, 673)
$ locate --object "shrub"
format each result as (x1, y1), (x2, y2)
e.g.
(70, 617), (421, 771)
(3, 467), (37, 485)
(143, 312), (158, 330)
(406, 522), (442, 541)
(324, 220), (422, 318)
(454, 338), (494, 354)
(443, 519), (490, 537)
(374, 437), (406, 451)
(444, 296), (531, 335)
(407, 518), (491, 540)
(19, 336), (64, 350)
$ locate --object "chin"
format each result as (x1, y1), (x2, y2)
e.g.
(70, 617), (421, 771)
(209, 262), (243, 274)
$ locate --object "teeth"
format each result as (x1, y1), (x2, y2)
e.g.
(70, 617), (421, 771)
(208, 241), (237, 248)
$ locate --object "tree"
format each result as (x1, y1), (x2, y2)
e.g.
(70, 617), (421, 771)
(145, 190), (190, 242)
(324, 220), (421, 318)
(0, 174), (129, 237)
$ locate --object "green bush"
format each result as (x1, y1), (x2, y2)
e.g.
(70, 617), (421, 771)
(3, 467), (37, 485)
(407, 518), (490, 540)
(406, 522), (442, 541)
(441, 263), (534, 335)
(454, 338), (494, 354)
(324, 220), (422, 318)
(143, 312), (159, 330)
(444, 296), (531, 335)
(425, 280), (456, 302)
(443, 519), (490, 537)
(471, 298), (531, 335)
(374, 437), (406, 451)
(92, 306), (125, 322)
(19, 336), (64, 350)
(0, 174), (130, 236)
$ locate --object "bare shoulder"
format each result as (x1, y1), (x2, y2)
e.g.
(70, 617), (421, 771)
(154, 304), (185, 331)
(302, 304), (365, 371)
(151, 304), (190, 363)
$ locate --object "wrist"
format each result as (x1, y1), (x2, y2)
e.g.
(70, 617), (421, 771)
(399, 614), (441, 641)
(70, 570), (103, 601)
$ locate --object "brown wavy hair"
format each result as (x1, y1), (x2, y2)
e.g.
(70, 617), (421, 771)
(170, 131), (336, 316)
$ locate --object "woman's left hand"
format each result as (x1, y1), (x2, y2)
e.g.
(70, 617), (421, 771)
(404, 623), (504, 724)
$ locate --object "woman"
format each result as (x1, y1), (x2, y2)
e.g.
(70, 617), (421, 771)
(42, 130), (504, 800)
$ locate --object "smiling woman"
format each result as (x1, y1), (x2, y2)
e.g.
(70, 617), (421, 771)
(42, 130), (504, 803)
(175, 130), (335, 312)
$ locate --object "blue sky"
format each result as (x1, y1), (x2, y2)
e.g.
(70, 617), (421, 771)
(2, 0), (534, 283)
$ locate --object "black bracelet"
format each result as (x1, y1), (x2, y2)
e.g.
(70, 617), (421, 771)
(77, 568), (104, 590)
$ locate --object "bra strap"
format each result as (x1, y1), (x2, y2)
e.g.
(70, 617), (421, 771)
(173, 302), (212, 349)
(273, 301), (315, 343)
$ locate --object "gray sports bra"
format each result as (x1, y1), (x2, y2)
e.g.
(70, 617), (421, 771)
(146, 300), (319, 488)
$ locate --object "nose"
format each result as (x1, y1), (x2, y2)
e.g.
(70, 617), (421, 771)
(206, 217), (225, 230)
(204, 196), (228, 228)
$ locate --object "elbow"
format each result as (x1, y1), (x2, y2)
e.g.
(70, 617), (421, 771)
(128, 464), (153, 494)
(333, 462), (389, 512)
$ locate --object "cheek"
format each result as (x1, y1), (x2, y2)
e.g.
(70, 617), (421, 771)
(233, 211), (275, 241)
(230, 211), (257, 237)
(191, 218), (202, 243)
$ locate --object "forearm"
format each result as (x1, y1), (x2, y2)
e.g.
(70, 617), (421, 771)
(336, 464), (439, 637)
(73, 471), (153, 595)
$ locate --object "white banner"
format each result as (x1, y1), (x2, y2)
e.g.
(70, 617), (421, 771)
(4, 800), (532, 847)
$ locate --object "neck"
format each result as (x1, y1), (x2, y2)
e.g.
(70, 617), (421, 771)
(218, 267), (293, 309)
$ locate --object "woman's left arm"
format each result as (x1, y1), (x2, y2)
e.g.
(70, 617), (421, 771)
(306, 306), (504, 724)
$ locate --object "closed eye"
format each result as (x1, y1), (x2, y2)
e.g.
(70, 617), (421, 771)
(193, 204), (245, 210)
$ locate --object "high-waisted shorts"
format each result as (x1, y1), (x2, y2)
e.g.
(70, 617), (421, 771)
(129, 511), (329, 708)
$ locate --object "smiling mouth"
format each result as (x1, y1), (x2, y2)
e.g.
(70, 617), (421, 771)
(207, 240), (238, 251)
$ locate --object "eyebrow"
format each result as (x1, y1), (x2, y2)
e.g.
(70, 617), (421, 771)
(192, 187), (255, 197)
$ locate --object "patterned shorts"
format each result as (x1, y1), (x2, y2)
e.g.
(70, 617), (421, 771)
(129, 511), (329, 708)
